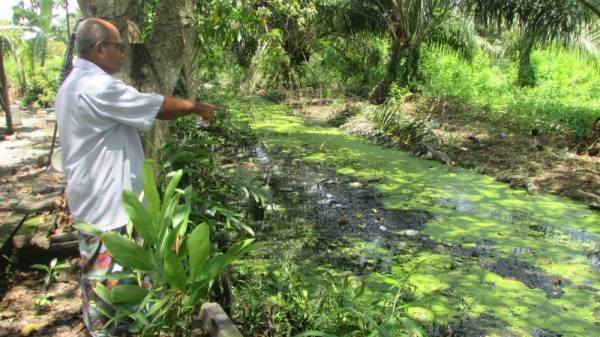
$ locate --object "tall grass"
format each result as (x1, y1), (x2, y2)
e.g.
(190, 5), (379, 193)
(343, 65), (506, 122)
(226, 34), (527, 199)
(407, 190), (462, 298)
(419, 47), (600, 139)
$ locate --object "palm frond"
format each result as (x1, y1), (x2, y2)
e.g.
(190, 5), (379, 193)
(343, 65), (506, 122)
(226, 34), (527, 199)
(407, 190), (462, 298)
(316, 0), (388, 37)
(467, 0), (595, 46)
(578, 0), (600, 17)
(426, 18), (477, 62)
(552, 24), (600, 73)
(474, 35), (504, 60)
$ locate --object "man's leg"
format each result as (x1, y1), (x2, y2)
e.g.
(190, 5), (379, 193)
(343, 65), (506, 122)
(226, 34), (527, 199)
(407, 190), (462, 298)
(79, 230), (128, 337)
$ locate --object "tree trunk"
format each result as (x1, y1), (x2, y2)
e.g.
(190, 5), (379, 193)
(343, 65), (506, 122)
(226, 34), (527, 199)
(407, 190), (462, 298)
(399, 47), (421, 89)
(239, 40), (269, 94)
(77, 0), (199, 162)
(370, 41), (404, 104)
(0, 40), (14, 134)
(517, 38), (536, 87)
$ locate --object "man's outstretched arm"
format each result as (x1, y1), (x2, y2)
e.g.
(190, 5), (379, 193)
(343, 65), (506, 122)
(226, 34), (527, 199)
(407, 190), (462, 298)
(157, 96), (218, 122)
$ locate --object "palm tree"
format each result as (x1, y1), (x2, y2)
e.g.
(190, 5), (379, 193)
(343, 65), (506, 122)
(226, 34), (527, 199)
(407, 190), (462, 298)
(319, 0), (476, 103)
(12, 0), (54, 77)
(467, 0), (599, 86)
(0, 25), (33, 97)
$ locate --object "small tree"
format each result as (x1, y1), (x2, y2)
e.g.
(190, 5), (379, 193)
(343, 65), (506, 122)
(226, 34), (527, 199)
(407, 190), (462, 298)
(0, 39), (13, 134)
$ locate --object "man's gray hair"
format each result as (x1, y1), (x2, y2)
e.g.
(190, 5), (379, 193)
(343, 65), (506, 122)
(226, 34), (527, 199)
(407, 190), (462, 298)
(76, 19), (108, 56)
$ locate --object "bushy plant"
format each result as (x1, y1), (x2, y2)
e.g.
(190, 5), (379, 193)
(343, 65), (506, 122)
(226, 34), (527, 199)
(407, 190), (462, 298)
(368, 103), (437, 150)
(75, 161), (255, 336)
(21, 60), (61, 109)
(232, 261), (429, 337)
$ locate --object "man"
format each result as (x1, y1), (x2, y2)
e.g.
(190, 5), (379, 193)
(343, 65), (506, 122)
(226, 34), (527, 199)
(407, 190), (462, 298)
(55, 18), (217, 336)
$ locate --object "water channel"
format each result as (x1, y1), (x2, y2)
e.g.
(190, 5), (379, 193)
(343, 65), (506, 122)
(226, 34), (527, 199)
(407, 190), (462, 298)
(229, 97), (600, 337)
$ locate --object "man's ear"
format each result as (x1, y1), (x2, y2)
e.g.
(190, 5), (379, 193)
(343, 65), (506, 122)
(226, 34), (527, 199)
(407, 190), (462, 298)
(92, 42), (104, 56)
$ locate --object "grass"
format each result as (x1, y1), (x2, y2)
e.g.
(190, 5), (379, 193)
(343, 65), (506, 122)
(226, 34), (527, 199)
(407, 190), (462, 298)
(420, 47), (600, 139)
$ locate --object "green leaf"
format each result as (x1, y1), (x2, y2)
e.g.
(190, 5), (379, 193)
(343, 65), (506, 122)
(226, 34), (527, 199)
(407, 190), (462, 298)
(163, 170), (183, 207)
(224, 238), (256, 263)
(381, 276), (402, 287)
(111, 285), (149, 305)
(182, 280), (209, 307)
(53, 264), (70, 271)
(142, 160), (161, 221)
(172, 203), (190, 229)
(93, 283), (113, 305)
(73, 221), (103, 236)
(147, 294), (171, 317)
(164, 249), (186, 290)
(188, 222), (210, 281)
(159, 216), (185, 259)
(132, 311), (151, 326)
(87, 271), (136, 282)
(122, 190), (157, 245)
(399, 317), (427, 337)
(101, 233), (156, 271)
(30, 264), (49, 272)
(200, 253), (227, 282)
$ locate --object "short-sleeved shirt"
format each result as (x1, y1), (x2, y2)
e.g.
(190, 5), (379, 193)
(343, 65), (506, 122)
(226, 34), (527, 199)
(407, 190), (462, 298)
(55, 58), (164, 232)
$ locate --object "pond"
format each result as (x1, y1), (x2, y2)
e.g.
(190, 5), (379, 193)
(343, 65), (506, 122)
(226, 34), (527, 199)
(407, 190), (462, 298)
(228, 97), (600, 337)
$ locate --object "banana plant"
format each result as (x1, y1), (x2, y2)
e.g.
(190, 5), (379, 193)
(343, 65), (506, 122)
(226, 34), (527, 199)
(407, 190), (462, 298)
(76, 160), (256, 336)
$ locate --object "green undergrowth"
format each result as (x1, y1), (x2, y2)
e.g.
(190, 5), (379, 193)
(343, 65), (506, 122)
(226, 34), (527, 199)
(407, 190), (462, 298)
(420, 48), (600, 139)
(228, 97), (600, 337)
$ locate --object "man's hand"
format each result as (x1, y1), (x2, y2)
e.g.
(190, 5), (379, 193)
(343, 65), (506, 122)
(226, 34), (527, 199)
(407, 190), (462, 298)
(157, 96), (219, 121)
(193, 102), (219, 124)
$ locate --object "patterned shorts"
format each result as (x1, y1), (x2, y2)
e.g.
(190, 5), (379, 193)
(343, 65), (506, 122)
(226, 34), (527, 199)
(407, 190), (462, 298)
(78, 229), (130, 337)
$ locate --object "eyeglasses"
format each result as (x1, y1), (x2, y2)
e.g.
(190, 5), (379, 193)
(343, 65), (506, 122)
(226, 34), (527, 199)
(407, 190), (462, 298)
(101, 41), (125, 53)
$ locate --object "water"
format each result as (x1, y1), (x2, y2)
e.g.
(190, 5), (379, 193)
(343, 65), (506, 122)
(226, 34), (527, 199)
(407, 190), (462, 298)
(231, 97), (600, 337)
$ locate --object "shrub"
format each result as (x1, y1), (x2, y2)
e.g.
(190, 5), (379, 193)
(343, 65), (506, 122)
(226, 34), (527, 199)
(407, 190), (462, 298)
(21, 61), (61, 109)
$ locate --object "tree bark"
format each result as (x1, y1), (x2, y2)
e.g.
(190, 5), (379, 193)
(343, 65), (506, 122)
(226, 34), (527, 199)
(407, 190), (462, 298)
(517, 38), (536, 87)
(370, 41), (405, 104)
(77, 0), (199, 162)
(0, 40), (14, 134)
(400, 47), (421, 89)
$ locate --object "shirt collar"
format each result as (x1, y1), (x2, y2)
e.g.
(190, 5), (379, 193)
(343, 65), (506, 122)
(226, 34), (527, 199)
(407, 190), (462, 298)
(74, 57), (107, 75)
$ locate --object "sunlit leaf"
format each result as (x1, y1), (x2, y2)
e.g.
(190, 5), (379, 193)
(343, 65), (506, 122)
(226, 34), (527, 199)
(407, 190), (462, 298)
(164, 248), (186, 290)
(102, 232), (155, 271)
(188, 222), (210, 281)
(122, 190), (157, 245)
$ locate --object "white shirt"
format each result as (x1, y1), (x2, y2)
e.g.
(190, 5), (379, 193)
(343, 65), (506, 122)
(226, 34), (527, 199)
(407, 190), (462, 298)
(55, 58), (164, 232)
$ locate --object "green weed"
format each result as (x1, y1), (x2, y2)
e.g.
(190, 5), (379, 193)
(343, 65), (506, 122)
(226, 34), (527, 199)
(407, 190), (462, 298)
(30, 257), (70, 288)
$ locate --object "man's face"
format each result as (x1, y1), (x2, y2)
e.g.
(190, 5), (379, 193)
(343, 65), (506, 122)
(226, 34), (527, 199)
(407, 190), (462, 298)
(100, 29), (124, 74)
(91, 23), (124, 75)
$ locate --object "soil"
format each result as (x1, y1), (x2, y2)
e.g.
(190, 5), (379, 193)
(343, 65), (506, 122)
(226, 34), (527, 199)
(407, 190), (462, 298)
(0, 111), (81, 337)
(280, 93), (600, 211)
(0, 258), (84, 337)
